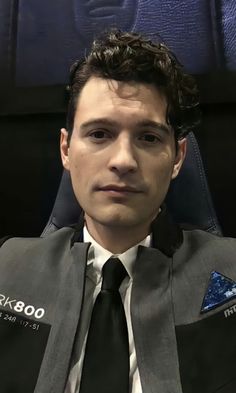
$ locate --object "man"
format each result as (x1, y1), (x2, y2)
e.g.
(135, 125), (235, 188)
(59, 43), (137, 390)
(1, 29), (236, 393)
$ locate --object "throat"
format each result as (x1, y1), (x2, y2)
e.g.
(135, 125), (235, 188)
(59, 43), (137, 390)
(84, 216), (150, 254)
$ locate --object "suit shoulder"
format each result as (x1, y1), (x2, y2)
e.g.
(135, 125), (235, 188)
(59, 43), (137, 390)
(179, 228), (236, 262)
(183, 228), (236, 245)
(0, 236), (13, 247)
(0, 227), (75, 255)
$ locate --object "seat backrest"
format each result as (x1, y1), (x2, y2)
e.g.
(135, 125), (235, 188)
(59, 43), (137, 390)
(42, 132), (222, 237)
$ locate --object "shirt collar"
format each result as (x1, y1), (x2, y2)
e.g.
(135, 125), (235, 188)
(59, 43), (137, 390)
(83, 226), (151, 280)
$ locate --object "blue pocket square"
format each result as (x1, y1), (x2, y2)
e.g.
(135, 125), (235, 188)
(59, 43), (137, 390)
(201, 271), (236, 313)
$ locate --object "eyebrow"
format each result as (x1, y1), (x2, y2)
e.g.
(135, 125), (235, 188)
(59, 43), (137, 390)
(80, 118), (171, 134)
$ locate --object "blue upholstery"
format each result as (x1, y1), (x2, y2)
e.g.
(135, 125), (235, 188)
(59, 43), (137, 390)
(221, 0), (236, 70)
(0, 0), (235, 88)
(42, 133), (222, 237)
(0, 0), (14, 82)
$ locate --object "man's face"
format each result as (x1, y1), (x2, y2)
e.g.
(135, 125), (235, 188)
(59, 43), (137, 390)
(61, 77), (186, 232)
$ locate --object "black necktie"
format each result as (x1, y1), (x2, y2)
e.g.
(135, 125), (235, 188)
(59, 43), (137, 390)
(79, 257), (130, 393)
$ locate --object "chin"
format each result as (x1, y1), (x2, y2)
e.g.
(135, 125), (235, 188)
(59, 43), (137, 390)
(88, 207), (147, 229)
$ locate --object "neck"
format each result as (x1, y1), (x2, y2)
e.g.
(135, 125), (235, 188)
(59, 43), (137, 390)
(84, 215), (151, 254)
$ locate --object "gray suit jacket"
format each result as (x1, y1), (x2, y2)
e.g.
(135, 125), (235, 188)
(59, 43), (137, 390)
(0, 208), (236, 393)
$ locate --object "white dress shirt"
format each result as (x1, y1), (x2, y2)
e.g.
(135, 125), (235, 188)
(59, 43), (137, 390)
(64, 227), (151, 393)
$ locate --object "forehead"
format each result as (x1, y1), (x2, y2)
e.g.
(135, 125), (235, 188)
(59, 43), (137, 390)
(74, 77), (167, 123)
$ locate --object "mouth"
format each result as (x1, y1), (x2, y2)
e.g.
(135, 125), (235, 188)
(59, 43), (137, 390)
(97, 184), (142, 196)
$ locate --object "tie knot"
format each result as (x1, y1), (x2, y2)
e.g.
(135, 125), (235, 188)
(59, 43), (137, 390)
(101, 258), (127, 291)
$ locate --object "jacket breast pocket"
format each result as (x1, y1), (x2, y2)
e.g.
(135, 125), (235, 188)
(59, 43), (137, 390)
(176, 306), (236, 393)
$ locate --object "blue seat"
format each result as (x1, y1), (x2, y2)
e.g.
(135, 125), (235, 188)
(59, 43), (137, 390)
(42, 132), (222, 237)
(1, 0), (235, 88)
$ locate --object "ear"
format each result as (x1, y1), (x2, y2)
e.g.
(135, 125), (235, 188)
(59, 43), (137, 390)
(60, 128), (70, 170)
(171, 138), (187, 179)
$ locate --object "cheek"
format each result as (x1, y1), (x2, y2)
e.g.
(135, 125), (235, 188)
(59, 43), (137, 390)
(147, 154), (174, 184)
(68, 151), (87, 187)
(69, 150), (100, 194)
(69, 147), (88, 173)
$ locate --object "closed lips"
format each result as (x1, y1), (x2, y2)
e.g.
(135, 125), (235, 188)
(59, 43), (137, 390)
(99, 185), (141, 192)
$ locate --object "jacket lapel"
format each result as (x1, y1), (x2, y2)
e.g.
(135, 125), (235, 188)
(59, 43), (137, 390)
(131, 206), (184, 393)
(131, 246), (183, 393)
(35, 241), (89, 393)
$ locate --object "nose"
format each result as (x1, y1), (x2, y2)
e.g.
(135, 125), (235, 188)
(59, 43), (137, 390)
(108, 134), (138, 175)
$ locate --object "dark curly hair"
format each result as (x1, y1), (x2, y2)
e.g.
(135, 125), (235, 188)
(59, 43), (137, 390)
(66, 29), (200, 142)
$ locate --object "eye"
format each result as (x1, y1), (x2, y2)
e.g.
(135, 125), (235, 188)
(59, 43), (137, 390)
(91, 130), (107, 138)
(89, 130), (112, 142)
(139, 133), (161, 144)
